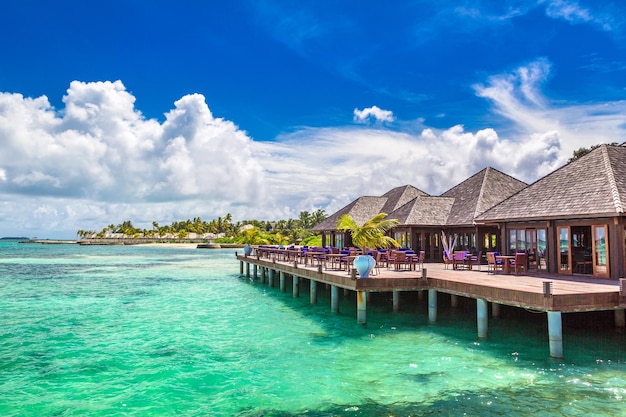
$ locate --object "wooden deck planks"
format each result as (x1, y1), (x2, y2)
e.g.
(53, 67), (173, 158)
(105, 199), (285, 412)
(238, 255), (623, 312)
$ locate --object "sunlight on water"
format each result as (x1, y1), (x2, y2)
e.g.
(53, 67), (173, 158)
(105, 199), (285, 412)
(0, 240), (625, 416)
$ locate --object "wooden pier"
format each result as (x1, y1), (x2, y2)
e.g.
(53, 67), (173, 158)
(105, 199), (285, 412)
(236, 252), (625, 358)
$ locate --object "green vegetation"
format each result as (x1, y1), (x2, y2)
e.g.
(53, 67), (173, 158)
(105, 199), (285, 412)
(568, 142), (619, 162)
(76, 209), (327, 245)
(336, 213), (400, 252)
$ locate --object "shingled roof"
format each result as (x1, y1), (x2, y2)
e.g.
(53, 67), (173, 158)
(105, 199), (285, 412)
(441, 167), (528, 226)
(388, 196), (455, 226)
(312, 185), (429, 231)
(380, 185), (429, 213)
(476, 144), (626, 222)
(311, 196), (387, 231)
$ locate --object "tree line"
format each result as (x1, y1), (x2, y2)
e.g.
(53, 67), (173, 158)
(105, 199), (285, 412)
(76, 209), (327, 245)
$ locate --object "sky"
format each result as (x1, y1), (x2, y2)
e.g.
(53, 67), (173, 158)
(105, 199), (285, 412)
(1, 0), (625, 238)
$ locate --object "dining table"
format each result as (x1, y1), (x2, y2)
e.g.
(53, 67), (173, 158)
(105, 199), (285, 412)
(495, 255), (516, 274)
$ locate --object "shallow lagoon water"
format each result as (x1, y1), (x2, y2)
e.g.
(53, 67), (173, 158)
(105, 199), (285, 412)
(0, 240), (625, 416)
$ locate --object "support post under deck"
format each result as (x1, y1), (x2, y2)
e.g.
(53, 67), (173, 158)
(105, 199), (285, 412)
(477, 298), (488, 339)
(615, 308), (625, 328)
(428, 289), (437, 323)
(357, 291), (367, 324)
(331, 285), (339, 313)
(279, 271), (286, 292)
(393, 290), (400, 312)
(310, 280), (317, 304)
(292, 275), (299, 298)
(547, 311), (563, 358)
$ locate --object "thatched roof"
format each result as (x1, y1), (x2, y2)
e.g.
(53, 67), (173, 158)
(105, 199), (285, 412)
(441, 167), (528, 226)
(476, 144), (626, 222)
(388, 196), (455, 226)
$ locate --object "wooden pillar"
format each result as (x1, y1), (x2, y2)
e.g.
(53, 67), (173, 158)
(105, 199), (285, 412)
(547, 311), (563, 358)
(279, 271), (286, 292)
(253, 264), (258, 280)
(331, 285), (339, 313)
(268, 269), (274, 287)
(615, 308), (625, 328)
(450, 294), (458, 308)
(492, 302), (501, 318)
(292, 275), (299, 298)
(357, 291), (367, 324)
(310, 280), (317, 304)
(239, 260), (243, 274)
(261, 267), (266, 283)
(428, 289), (437, 323)
(477, 299), (488, 339)
(393, 290), (400, 312)
(246, 262), (250, 278)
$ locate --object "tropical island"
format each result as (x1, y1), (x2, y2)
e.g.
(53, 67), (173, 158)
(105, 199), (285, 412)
(73, 210), (327, 246)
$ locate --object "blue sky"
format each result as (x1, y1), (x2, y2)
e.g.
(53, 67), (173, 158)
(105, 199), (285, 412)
(1, 0), (625, 237)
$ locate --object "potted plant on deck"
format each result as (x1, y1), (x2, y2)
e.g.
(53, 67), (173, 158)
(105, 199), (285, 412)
(241, 227), (269, 256)
(336, 213), (400, 278)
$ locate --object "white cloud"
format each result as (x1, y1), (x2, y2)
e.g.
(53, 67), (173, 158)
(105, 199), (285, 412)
(542, 0), (614, 31)
(474, 58), (626, 157)
(353, 106), (395, 123)
(0, 72), (625, 238)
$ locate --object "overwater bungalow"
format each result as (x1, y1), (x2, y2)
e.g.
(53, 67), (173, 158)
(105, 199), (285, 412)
(476, 143), (626, 280)
(313, 167), (527, 263)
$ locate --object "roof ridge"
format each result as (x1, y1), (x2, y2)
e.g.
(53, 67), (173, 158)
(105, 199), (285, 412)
(473, 167), (489, 221)
(602, 145), (624, 213)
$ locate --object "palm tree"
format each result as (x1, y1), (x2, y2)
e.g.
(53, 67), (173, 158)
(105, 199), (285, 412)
(336, 213), (400, 253)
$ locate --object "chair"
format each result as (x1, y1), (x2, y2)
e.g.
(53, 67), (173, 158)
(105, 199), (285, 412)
(511, 252), (527, 275)
(453, 251), (469, 270)
(371, 250), (382, 276)
(469, 251), (482, 271)
(409, 250), (425, 271)
(391, 251), (408, 270)
(443, 251), (454, 269)
(486, 252), (503, 274)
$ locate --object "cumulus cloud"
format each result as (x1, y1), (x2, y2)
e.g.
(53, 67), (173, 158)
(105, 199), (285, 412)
(0, 71), (624, 238)
(353, 106), (395, 123)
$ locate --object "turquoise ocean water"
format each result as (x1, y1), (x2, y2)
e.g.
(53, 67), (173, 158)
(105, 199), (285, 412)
(1, 239), (625, 416)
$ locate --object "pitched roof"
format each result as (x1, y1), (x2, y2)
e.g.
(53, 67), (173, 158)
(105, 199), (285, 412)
(311, 185), (429, 231)
(440, 167), (528, 226)
(476, 144), (626, 222)
(311, 196), (387, 231)
(388, 196), (455, 226)
(380, 185), (429, 214)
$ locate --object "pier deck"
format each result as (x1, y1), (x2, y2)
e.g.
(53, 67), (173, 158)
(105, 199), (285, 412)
(236, 254), (623, 312)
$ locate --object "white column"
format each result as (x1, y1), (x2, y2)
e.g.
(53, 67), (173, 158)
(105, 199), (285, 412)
(292, 275), (299, 298)
(310, 280), (317, 304)
(547, 311), (563, 358)
(477, 298), (488, 339)
(331, 285), (339, 313)
(428, 289), (437, 323)
(357, 291), (367, 324)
